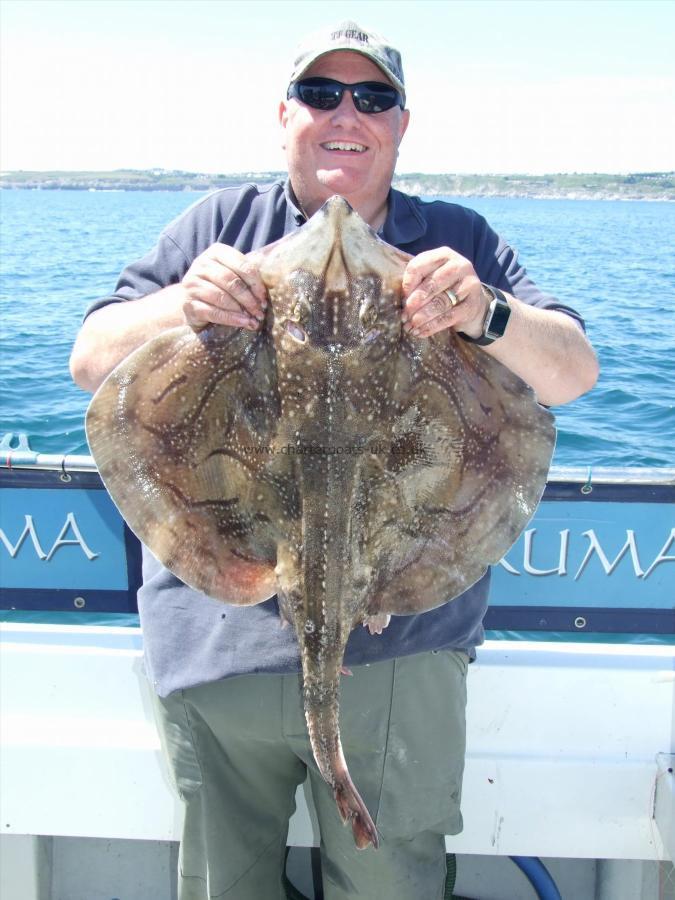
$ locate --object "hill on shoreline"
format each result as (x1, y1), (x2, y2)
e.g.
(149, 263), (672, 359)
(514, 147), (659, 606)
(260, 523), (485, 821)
(1, 169), (673, 200)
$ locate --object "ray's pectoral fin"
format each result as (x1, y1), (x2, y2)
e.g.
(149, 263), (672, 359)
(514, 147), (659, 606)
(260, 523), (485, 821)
(366, 332), (556, 617)
(86, 322), (291, 604)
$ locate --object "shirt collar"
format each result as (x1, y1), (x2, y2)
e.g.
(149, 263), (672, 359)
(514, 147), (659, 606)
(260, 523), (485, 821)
(283, 179), (428, 246)
(283, 179), (308, 228)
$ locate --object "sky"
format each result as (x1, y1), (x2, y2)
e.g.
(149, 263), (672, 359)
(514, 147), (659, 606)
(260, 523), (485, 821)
(1, 0), (674, 175)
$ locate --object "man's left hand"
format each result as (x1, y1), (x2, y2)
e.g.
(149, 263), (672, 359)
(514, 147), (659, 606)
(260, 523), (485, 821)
(401, 247), (488, 339)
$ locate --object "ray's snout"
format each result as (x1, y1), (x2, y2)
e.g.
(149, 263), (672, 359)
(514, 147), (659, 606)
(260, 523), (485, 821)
(264, 196), (404, 356)
(320, 194), (355, 221)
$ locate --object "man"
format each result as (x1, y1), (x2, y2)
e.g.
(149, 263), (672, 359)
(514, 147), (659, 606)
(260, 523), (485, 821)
(71, 20), (598, 900)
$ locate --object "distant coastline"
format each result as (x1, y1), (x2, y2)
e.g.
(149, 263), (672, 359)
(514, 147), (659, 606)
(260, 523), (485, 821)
(1, 168), (673, 201)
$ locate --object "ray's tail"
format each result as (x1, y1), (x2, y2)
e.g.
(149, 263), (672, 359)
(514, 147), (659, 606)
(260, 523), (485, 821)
(303, 673), (379, 849)
(295, 450), (378, 848)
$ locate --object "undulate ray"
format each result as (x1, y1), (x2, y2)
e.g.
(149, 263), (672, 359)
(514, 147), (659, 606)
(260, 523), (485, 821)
(86, 196), (555, 849)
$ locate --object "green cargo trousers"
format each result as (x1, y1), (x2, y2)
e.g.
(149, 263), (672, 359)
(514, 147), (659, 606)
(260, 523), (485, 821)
(152, 649), (469, 900)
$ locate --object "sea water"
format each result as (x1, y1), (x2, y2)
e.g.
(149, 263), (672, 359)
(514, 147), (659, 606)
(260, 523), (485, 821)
(1, 188), (673, 467)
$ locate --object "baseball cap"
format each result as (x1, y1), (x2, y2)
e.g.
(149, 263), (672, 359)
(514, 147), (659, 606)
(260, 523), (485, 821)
(289, 20), (406, 105)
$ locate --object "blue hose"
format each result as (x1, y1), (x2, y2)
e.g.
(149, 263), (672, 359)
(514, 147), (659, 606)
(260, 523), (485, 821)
(283, 848), (563, 900)
(510, 856), (562, 900)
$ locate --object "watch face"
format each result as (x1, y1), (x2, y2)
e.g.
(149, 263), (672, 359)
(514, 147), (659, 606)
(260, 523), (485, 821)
(459, 286), (511, 345)
(487, 299), (511, 338)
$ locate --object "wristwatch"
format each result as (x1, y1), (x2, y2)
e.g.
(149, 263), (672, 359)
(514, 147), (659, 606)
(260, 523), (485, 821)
(461, 284), (512, 346)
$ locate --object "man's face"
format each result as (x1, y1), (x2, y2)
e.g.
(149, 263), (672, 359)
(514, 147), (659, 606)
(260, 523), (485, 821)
(279, 51), (410, 219)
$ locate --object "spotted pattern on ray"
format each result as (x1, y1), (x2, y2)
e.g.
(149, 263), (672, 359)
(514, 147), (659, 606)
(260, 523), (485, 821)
(86, 196), (555, 849)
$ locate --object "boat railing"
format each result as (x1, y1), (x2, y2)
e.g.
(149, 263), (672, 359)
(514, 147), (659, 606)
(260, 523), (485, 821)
(2, 432), (674, 483)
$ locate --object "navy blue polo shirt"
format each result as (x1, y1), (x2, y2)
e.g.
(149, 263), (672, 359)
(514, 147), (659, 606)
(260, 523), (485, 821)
(89, 180), (583, 697)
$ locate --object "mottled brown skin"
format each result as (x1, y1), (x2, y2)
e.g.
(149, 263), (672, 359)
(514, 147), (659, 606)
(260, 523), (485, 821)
(86, 197), (555, 849)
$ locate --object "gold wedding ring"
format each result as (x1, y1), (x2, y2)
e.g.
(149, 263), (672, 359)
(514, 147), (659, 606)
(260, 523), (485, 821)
(445, 289), (460, 308)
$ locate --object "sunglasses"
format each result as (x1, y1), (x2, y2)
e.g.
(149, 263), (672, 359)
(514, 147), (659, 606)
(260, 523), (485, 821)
(287, 77), (404, 114)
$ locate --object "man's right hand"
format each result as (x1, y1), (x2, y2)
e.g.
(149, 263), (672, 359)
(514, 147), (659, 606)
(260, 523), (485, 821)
(181, 243), (268, 331)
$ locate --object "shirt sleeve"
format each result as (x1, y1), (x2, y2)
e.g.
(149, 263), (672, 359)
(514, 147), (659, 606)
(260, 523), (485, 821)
(85, 230), (192, 319)
(84, 183), (286, 320)
(83, 187), (239, 319)
(407, 196), (586, 332)
(470, 210), (586, 330)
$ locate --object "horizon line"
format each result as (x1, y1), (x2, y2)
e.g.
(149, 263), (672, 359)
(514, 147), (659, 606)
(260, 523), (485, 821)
(2, 168), (674, 178)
